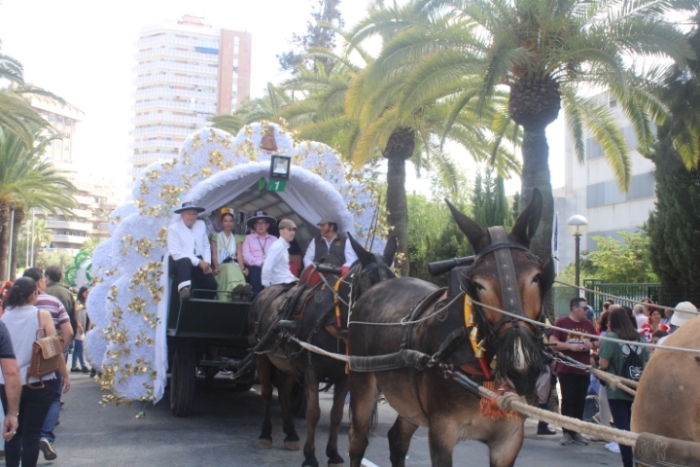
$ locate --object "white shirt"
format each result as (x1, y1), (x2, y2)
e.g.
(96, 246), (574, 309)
(262, 237), (297, 286)
(303, 234), (358, 268)
(168, 218), (211, 266)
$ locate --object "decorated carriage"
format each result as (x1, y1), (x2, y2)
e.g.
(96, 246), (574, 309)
(85, 122), (385, 416)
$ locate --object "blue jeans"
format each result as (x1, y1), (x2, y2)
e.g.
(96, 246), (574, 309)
(71, 339), (86, 369)
(1, 379), (57, 467)
(41, 351), (67, 443)
(608, 399), (633, 467)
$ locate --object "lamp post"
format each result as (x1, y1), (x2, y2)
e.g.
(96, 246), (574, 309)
(566, 215), (588, 293)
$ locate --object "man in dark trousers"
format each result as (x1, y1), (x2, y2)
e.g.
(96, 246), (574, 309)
(549, 297), (600, 446)
(302, 216), (358, 270)
(168, 201), (217, 300)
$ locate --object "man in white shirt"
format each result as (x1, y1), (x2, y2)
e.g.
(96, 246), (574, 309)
(262, 219), (298, 287)
(302, 216), (358, 270)
(168, 201), (218, 300)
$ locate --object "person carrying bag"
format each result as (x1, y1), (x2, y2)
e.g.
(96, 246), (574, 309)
(0, 277), (70, 467)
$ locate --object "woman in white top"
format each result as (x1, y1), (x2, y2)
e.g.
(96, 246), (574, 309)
(71, 286), (89, 373)
(0, 277), (70, 467)
(211, 210), (250, 300)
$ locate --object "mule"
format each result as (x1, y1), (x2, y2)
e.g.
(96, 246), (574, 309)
(347, 190), (554, 467)
(631, 315), (700, 441)
(248, 234), (397, 467)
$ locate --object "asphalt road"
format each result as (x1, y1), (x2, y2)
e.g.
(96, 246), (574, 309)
(28, 373), (622, 467)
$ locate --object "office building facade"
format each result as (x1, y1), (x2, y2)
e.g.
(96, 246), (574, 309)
(130, 15), (252, 181)
(555, 92), (656, 269)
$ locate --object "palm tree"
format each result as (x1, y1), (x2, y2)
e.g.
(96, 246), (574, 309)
(0, 42), (62, 147)
(0, 127), (77, 278)
(210, 83), (291, 136)
(344, 5), (521, 274)
(361, 0), (695, 265)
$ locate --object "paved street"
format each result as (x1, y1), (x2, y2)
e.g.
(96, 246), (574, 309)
(30, 373), (621, 467)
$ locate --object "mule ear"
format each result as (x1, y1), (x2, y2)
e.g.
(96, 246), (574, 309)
(382, 236), (397, 266)
(511, 188), (543, 247)
(347, 232), (374, 266)
(445, 199), (487, 253)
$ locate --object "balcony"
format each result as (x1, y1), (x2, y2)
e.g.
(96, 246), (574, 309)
(133, 100), (216, 113)
(51, 234), (89, 247)
(133, 87), (217, 101)
(134, 73), (217, 88)
(135, 48), (218, 64)
(137, 34), (218, 50)
(134, 60), (218, 76)
(132, 113), (210, 126)
(47, 220), (92, 232)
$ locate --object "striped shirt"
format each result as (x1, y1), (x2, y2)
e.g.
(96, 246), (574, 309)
(36, 291), (70, 332)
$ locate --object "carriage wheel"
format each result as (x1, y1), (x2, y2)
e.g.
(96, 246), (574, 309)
(170, 341), (196, 417)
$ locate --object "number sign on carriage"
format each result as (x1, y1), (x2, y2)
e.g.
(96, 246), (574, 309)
(267, 179), (287, 192)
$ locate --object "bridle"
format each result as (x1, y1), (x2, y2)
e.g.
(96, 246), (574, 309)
(459, 226), (554, 349)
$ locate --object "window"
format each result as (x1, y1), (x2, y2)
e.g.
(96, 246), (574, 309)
(586, 172), (655, 208)
(57, 117), (63, 123)
(48, 115), (55, 122)
(609, 99), (617, 108)
(65, 118), (72, 125)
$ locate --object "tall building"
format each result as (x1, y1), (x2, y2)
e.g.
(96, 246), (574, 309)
(30, 98), (84, 166)
(555, 91), (656, 269)
(129, 15), (252, 181)
(29, 99), (123, 253)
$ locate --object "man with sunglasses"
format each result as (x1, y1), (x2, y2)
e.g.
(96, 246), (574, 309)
(261, 219), (298, 287)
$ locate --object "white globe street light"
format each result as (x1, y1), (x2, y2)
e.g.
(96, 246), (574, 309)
(566, 214), (589, 290)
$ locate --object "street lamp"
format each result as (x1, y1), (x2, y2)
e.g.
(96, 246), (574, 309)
(566, 214), (588, 292)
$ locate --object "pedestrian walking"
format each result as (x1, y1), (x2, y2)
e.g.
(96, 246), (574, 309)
(0, 277), (70, 467)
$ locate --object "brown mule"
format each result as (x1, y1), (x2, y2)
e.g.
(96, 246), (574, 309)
(347, 190), (554, 467)
(248, 235), (397, 467)
(631, 315), (700, 441)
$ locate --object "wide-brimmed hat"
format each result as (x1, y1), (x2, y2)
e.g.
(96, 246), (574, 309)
(317, 215), (337, 226)
(670, 301), (698, 327)
(247, 210), (277, 229)
(174, 201), (205, 214)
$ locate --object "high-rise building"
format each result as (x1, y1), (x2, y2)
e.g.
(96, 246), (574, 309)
(555, 91), (656, 269)
(129, 15), (252, 181)
(29, 99), (123, 254)
(30, 98), (84, 166)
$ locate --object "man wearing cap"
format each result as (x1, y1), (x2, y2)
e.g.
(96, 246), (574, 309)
(242, 211), (278, 295)
(168, 201), (218, 300)
(303, 216), (358, 270)
(262, 219), (298, 287)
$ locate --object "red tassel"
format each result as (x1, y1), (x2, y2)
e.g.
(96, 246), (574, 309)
(478, 358), (491, 380)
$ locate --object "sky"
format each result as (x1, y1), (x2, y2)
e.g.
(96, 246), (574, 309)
(0, 0), (565, 196)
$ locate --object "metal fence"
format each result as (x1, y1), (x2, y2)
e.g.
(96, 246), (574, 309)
(582, 280), (700, 313)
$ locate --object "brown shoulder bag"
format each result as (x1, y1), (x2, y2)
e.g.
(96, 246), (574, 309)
(27, 310), (63, 389)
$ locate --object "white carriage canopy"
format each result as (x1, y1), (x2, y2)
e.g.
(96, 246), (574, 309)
(87, 123), (383, 405)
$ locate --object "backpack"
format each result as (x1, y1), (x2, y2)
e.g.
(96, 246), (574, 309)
(621, 343), (643, 381)
(27, 310), (63, 389)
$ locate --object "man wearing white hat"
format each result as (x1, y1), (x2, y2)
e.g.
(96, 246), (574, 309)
(168, 201), (218, 300)
(302, 216), (358, 271)
(669, 301), (698, 332)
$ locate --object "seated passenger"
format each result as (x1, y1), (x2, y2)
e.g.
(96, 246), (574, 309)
(211, 208), (251, 300)
(303, 216), (358, 270)
(242, 211), (277, 295)
(168, 202), (218, 300)
(261, 219), (298, 287)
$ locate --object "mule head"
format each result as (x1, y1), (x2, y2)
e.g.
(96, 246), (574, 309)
(347, 233), (397, 295)
(446, 189), (554, 395)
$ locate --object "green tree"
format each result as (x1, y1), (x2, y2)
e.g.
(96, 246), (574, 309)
(345, 4), (520, 275)
(277, 0), (344, 73)
(407, 192), (474, 283)
(210, 83), (291, 136)
(646, 13), (700, 286)
(470, 167), (513, 229)
(0, 128), (77, 279)
(587, 232), (657, 283)
(362, 0), (695, 271)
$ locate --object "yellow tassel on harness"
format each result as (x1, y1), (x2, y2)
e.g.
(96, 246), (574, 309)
(334, 277), (343, 328)
(464, 294), (492, 379)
